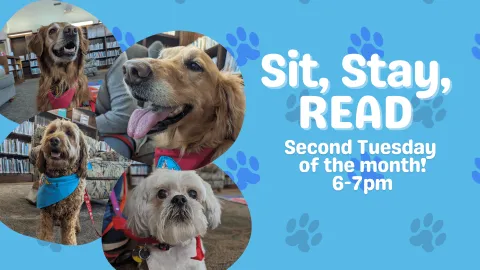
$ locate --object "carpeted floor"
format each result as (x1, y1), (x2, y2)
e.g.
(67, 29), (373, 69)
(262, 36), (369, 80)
(0, 70), (107, 123)
(0, 182), (105, 245)
(108, 188), (251, 270)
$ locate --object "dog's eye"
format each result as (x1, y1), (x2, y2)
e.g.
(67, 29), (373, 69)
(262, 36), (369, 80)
(185, 61), (203, 72)
(49, 28), (57, 35)
(48, 129), (55, 134)
(187, 190), (197, 199)
(65, 130), (72, 137)
(157, 189), (168, 199)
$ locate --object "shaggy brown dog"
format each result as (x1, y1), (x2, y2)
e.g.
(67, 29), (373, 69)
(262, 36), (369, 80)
(124, 46), (245, 161)
(28, 22), (90, 112)
(29, 119), (89, 245)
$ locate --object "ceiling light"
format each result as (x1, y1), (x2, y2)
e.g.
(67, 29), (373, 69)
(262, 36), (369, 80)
(72, 21), (94, 27)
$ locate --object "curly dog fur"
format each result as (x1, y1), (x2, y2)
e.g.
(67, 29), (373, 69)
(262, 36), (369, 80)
(30, 119), (89, 245)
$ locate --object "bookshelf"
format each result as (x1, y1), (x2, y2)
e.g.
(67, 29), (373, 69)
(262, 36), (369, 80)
(83, 23), (121, 69)
(127, 161), (151, 190)
(0, 55), (25, 83)
(0, 120), (34, 183)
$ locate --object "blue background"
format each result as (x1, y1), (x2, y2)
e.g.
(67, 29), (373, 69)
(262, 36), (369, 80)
(1, 0), (479, 269)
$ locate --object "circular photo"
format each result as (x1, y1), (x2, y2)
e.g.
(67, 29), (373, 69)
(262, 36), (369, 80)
(102, 163), (251, 270)
(95, 31), (246, 169)
(0, 108), (129, 245)
(0, 1), (120, 122)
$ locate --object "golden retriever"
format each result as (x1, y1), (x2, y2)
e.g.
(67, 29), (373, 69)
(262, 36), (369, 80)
(28, 22), (90, 112)
(124, 45), (245, 162)
(30, 119), (89, 245)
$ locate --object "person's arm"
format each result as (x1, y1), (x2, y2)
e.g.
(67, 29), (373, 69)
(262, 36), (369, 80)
(95, 53), (137, 134)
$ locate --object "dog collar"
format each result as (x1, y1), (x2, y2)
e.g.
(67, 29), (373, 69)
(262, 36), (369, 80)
(37, 174), (80, 208)
(155, 148), (215, 170)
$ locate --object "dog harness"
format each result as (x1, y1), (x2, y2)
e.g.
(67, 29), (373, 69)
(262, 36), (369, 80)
(154, 148), (215, 170)
(37, 174), (80, 209)
(48, 82), (97, 110)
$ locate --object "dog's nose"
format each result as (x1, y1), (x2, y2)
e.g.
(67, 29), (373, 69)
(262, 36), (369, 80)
(64, 25), (78, 36)
(50, 137), (60, 146)
(123, 61), (152, 85)
(171, 195), (187, 207)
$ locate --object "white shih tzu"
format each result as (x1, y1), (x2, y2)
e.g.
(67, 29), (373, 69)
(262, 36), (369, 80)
(125, 169), (222, 270)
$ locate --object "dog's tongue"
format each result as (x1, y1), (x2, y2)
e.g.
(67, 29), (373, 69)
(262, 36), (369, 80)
(127, 108), (172, 139)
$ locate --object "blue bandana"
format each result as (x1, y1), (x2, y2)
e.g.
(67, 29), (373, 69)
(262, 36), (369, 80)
(37, 174), (80, 209)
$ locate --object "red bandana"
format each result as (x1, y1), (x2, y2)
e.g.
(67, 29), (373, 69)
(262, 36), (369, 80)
(154, 148), (215, 170)
(47, 87), (76, 109)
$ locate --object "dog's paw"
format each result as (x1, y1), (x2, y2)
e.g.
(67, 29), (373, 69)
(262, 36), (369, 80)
(409, 213), (446, 252)
(225, 151), (260, 190)
(112, 27), (136, 52)
(411, 95), (447, 128)
(348, 27), (384, 59)
(225, 27), (260, 66)
(285, 213), (322, 252)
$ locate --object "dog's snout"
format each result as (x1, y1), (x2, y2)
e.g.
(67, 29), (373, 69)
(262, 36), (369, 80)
(64, 25), (78, 36)
(123, 61), (152, 85)
(50, 137), (60, 146)
(171, 195), (187, 207)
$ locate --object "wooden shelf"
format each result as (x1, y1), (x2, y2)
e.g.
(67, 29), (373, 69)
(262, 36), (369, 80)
(0, 174), (33, 183)
(8, 132), (32, 141)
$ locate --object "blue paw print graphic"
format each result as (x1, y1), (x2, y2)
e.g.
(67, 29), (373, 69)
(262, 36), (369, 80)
(286, 213), (322, 252)
(112, 27), (135, 52)
(225, 151), (260, 190)
(285, 89), (316, 122)
(226, 27), (260, 66)
(471, 34), (480, 60)
(348, 27), (384, 59)
(471, 158), (480, 184)
(424, 0), (434, 3)
(410, 213), (446, 252)
(37, 239), (62, 252)
(411, 95), (447, 128)
(175, 0), (185, 3)
(348, 153), (385, 190)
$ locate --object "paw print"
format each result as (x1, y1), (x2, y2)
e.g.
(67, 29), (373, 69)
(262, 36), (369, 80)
(410, 213), (446, 252)
(285, 213), (322, 252)
(348, 27), (384, 60)
(299, 0), (310, 3)
(411, 95), (447, 128)
(285, 89), (314, 123)
(471, 158), (480, 184)
(111, 27), (135, 52)
(175, 0), (186, 3)
(226, 27), (260, 67)
(471, 34), (480, 60)
(37, 239), (62, 252)
(423, 0), (434, 3)
(225, 151), (260, 190)
(348, 153), (385, 190)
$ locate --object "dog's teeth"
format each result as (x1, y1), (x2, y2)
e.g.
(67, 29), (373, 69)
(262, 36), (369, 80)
(51, 152), (60, 158)
(64, 47), (76, 53)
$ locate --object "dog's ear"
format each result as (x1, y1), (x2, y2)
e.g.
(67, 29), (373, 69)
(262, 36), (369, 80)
(29, 145), (41, 165)
(212, 73), (245, 160)
(28, 32), (44, 57)
(148, 41), (164, 58)
(78, 27), (89, 55)
(34, 147), (47, 174)
(201, 180), (222, 229)
(124, 178), (151, 237)
(77, 130), (89, 178)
